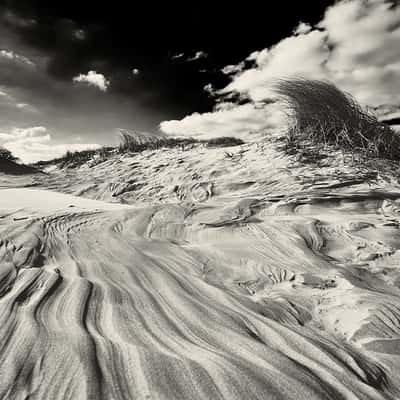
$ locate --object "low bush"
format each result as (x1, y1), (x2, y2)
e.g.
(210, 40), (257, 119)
(0, 146), (19, 162)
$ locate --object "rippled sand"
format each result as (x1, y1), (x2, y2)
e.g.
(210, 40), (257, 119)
(1, 140), (400, 399)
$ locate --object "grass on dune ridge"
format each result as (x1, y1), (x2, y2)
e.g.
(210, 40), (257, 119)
(32, 130), (245, 169)
(273, 78), (400, 162)
(4, 78), (398, 171)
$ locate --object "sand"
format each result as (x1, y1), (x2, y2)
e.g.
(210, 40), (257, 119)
(1, 138), (400, 399)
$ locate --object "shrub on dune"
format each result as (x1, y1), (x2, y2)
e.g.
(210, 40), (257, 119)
(0, 146), (41, 174)
(0, 146), (19, 163)
(273, 78), (400, 161)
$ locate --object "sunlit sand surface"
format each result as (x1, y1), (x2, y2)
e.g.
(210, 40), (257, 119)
(1, 139), (400, 399)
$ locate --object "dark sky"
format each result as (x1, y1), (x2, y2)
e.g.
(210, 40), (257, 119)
(0, 0), (335, 152)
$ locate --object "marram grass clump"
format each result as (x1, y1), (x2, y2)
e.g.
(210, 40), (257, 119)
(118, 129), (198, 152)
(273, 78), (400, 161)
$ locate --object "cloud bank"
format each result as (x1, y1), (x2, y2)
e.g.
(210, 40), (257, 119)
(161, 0), (400, 139)
(0, 126), (100, 163)
(160, 102), (284, 139)
(73, 71), (110, 92)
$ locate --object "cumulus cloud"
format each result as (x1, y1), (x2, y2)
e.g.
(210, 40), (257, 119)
(222, 0), (400, 107)
(222, 62), (246, 75)
(73, 71), (110, 92)
(160, 102), (284, 140)
(161, 0), (400, 139)
(294, 22), (312, 35)
(0, 50), (35, 67)
(0, 126), (100, 163)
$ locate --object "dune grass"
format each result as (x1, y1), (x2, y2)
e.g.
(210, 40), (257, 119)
(34, 147), (115, 169)
(118, 129), (198, 152)
(33, 130), (245, 169)
(273, 78), (400, 162)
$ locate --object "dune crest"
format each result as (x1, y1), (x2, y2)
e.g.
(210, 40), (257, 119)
(1, 140), (400, 399)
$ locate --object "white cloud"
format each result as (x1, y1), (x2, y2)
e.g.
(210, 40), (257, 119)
(171, 53), (185, 60)
(73, 71), (110, 92)
(12, 126), (48, 138)
(187, 51), (208, 61)
(0, 126), (100, 163)
(222, 62), (246, 75)
(221, 29), (329, 101)
(221, 0), (400, 107)
(172, 51), (208, 62)
(161, 0), (400, 139)
(0, 50), (35, 67)
(132, 68), (140, 75)
(294, 22), (312, 35)
(203, 83), (215, 95)
(160, 102), (284, 140)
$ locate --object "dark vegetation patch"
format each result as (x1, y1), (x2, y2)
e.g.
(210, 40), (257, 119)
(205, 137), (244, 147)
(0, 147), (41, 175)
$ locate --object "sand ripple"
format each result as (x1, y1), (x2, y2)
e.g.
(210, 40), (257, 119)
(1, 141), (400, 399)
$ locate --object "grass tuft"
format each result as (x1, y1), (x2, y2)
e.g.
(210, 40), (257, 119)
(273, 78), (400, 162)
(118, 129), (197, 152)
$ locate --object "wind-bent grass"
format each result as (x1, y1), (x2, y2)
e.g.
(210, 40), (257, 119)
(33, 130), (246, 169)
(118, 130), (244, 152)
(118, 129), (197, 152)
(34, 147), (114, 169)
(273, 78), (400, 161)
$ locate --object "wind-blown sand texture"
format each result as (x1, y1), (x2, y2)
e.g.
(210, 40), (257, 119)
(1, 139), (400, 399)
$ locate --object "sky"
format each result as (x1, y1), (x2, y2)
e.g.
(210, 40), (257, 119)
(0, 0), (399, 162)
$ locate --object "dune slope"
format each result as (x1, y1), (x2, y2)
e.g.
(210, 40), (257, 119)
(1, 140), (400, 399)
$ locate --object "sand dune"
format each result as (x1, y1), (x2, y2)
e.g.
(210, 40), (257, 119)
(1, 140), (400, 399)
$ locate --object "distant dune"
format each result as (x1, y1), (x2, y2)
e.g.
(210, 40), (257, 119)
(1, 137), (400, 399)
